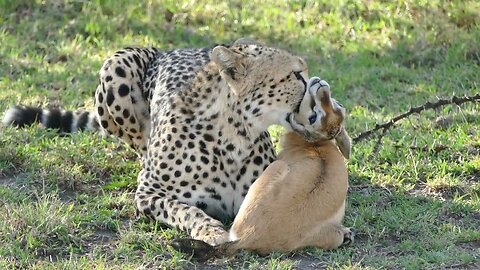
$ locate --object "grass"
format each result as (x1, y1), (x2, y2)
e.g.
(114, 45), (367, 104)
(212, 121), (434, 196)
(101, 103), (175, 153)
(0, 0), (479, 269)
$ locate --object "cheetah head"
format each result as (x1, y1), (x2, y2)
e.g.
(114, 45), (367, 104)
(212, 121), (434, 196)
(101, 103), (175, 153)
(211, 43), (308, 128)
(287, 77), (351, 159)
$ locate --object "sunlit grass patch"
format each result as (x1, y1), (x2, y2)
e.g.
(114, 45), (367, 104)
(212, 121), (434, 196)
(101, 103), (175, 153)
(0, 195), (91, 264)
(0, 0), (479, 269)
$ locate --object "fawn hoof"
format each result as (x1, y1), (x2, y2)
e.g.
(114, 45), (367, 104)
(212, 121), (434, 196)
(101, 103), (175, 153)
(341, 228), (355, 247)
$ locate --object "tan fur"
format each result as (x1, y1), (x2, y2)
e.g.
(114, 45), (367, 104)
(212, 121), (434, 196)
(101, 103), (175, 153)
(228, 77), (352, 255)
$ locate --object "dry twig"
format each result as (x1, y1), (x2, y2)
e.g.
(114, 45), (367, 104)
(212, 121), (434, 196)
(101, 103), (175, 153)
(353, 93), (480, 143)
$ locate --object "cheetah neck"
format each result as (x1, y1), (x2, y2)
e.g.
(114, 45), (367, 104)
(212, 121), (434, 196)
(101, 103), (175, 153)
(186, 62), (271, 144)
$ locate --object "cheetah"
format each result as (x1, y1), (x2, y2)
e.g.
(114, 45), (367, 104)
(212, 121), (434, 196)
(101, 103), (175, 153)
(2, 39), (309, 245)
(173, 77), (353, 258)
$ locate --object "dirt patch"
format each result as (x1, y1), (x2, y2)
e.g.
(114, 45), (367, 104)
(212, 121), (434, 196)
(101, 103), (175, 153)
(85, 227), (120, 255)
(193, 253), (336, 270)
(57, 185), (107, 203)
(442, 260), (480, 270)
(289, 254), (335, 270)
(419, 185), (468, 200)
(0, 175), (18, 186)
(90, 228), (119, 244)
(81, 226), (123, 261)
(407, 177), (478, 201)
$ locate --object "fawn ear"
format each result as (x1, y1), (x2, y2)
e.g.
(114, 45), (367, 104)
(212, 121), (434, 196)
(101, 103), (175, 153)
(335, 128), (351, 159)
(211, 46), (247, 95)
(317, 84), (333, 111)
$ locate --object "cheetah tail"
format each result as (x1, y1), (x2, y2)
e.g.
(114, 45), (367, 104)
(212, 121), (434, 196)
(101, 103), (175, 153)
(2, 105), (100, 133)
(169, 238), (240, 261)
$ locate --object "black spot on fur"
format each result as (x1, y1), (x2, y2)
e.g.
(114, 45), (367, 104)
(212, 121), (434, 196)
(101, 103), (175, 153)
(115, 117), (124, 125)
(253, 156), (263, 165)
(101, 120), (108, 129)
(115, 67), (126, 77)
(98, 92), (104, 103)
(118, 84), (130, 96)
(196, 201), (208, 210)
(106, 89), (114, 106)
(203, 133), (214, 142)
(226, 144), (235, 151)
(200, 156), (209, 164)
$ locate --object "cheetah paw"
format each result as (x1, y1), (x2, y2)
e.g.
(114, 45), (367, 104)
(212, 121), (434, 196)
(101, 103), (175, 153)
(198, 227), (229, 246)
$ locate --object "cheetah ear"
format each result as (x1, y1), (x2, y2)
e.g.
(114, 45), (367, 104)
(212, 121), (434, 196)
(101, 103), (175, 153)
(212, 46), (247, 95)
(335, 128), (351, 159)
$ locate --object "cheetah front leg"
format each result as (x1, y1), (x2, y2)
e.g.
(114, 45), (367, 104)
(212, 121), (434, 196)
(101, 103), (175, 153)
(135, 169), (229, 246)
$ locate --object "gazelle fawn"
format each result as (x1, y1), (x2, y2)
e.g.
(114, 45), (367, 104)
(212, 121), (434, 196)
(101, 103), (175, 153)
(173, 77), (353, 258)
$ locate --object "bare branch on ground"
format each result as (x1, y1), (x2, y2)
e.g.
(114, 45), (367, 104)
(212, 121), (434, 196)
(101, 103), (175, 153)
(353, 93), (480, 143)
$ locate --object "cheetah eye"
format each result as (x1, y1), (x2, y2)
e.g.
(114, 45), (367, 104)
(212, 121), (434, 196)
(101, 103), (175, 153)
(308, 114), (317, 124)
(293, 71), (303, 80)
(293, 71), (307, 88)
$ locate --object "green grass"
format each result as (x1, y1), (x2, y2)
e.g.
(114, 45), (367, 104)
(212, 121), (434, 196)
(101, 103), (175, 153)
(0, 1), (479, 269)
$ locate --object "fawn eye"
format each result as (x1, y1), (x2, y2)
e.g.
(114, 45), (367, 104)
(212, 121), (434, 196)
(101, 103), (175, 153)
(308, 114), (317, 124)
